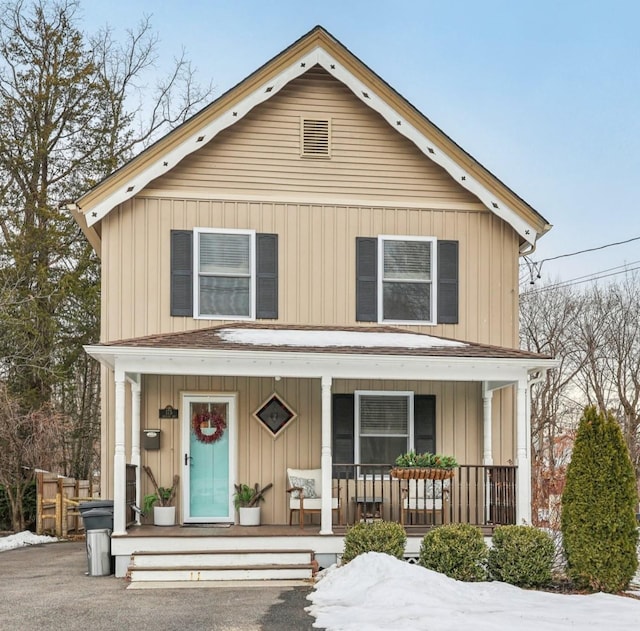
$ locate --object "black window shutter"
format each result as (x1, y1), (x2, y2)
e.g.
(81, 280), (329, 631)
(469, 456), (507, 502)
(437, 240), (459, 324)
(256, 233), (278, 319)
(170, 230), (193, 317)
(414, 395), (436, 454)
(332, 394), (355, 476)
(356, 237), (378, 322)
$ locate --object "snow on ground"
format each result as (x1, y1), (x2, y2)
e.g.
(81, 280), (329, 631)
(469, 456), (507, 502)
(0, 530), (58, 552)
(306, 552), (640, 631)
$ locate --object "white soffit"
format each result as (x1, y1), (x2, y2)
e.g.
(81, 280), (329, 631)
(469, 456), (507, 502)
(85, 46), (537, 245)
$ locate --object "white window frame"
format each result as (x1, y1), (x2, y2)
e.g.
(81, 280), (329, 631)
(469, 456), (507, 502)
(377, 235), (437, 325)
(193, 227), (256, 320)
(354, 390), (415, 467)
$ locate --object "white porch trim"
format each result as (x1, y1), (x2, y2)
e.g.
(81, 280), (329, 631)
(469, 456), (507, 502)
(320, 376), (333, 535)
(515, 380), (531, 524)
(113, 369), (127, 536)
(129, 375), (142, 525)
(87, 345), (556, 383)
(481, 384), (493, 466)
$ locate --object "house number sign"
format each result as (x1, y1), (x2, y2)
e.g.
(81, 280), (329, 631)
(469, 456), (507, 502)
(159, 405), (179, 419)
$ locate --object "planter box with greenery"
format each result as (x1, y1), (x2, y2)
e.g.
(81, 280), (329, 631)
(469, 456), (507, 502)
(233, 482), (273, 526)
(142, 465), (179, 526)
(390, 451), (458, 480)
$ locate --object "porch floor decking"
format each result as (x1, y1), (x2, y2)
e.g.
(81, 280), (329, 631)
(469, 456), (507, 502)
(119, 522), (496, 539)
(120, 524), (328, 538)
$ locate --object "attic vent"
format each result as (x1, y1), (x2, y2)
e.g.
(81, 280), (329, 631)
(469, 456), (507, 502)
(301, 118), (331, 158)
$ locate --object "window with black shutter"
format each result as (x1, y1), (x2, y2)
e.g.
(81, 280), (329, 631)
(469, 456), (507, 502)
(355, 236), (459, 324)
(170, 229), (278, 320)
(332, 392), (436, 468)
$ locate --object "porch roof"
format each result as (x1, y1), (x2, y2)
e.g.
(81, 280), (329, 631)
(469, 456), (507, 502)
(86, 323), (556, 383)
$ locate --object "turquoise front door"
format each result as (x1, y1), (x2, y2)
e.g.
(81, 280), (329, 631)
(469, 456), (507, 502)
(182, 394), (236, 523)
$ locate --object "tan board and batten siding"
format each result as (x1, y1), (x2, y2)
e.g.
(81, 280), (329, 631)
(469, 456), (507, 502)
(99, 67), (520, 513)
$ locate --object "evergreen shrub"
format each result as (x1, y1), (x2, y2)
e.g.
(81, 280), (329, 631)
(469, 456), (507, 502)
(561, 406), (639, 592)
(419, 523), (488, 581)
(487, 525), (554, 587)
(341, 520), (407, 564)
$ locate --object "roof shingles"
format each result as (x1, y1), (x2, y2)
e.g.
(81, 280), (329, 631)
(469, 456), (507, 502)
(99, 323), (551, 361)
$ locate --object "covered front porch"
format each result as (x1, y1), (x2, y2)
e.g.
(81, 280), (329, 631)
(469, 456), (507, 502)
(87, 324), (555, 577)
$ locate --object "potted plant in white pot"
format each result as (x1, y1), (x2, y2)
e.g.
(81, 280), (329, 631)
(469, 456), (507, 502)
(143, 465), (180, 526)
(233, 482), (273, 526)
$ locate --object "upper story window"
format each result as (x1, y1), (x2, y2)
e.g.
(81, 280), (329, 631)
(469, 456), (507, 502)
(356, 236), (458, 326)
(170, 229), (278, 320)
(195, 228), (255, 319)
(379, 236), (436, 323)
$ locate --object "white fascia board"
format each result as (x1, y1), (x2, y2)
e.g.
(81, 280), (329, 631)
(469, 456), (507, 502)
(317, 49), (537, 245)
(85, 46), (537, 244)
(85, 49), (322, 227)
(84, 345), (557, 383)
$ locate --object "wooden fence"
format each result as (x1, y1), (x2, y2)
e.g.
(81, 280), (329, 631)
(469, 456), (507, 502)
(36, 472), (98, 537)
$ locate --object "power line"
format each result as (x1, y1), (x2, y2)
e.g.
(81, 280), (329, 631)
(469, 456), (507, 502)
(523, 264), (640, 295)
(519, 234), (640, 268)
(519, 259), (640, 288)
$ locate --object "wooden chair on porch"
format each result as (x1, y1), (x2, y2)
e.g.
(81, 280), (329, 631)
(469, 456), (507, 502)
(400, 478), (450, 526)
(286, 468), (341, 529)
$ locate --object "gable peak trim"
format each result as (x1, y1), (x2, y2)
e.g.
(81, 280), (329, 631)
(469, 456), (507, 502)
(81, 34), (540, 245)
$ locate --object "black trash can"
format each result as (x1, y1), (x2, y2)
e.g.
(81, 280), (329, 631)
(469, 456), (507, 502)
(80, 502), (115, 575)
(79, 500), (114, 515)
(81, 508), (114, 532)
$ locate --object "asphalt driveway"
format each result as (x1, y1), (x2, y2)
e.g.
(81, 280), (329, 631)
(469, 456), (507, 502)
(0, 541), (320, 631)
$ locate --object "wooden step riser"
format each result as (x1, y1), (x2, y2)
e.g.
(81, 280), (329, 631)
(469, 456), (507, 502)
(128, 567), (313, 582)
(131, 552), (312, 568)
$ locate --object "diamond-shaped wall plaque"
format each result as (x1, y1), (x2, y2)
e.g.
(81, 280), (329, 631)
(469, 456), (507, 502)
(254, 394), (297, 437)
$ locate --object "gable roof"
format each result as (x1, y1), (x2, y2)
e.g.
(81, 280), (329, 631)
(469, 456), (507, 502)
(73, 26), (551, 252)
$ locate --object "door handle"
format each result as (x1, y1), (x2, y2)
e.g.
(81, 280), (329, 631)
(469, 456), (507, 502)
(184, 454), (193, 466)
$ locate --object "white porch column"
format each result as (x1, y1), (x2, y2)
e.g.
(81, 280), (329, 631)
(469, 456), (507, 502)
(113, 369), (127, 536)
(482, 383), (494, 466)
(130, 377), (141, 525)
(515, 379), (531, 524)
(320, 375), (333, 535)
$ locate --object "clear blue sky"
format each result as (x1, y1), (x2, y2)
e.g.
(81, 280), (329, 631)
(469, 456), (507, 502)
(80, 0), (640, 285)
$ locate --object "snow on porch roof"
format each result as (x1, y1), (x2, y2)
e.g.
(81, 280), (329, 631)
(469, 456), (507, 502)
(95, 323), (551, 361)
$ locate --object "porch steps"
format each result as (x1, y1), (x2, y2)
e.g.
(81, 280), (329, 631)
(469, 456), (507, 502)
(127, 548), (316, 582)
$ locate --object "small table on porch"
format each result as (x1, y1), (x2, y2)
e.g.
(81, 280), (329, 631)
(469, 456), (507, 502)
(353, 496), (383, 522)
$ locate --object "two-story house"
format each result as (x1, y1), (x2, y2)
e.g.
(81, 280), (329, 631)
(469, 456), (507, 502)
(73, 26), (555, 580)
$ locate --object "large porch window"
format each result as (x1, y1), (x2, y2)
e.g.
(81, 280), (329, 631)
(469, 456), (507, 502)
(333, 392), (435, 469)
(355, 391), (413, 465)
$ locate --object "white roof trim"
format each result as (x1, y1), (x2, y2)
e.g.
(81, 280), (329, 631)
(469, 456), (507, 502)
(85, 45), (538, 244)
(85, 344), (558, 383)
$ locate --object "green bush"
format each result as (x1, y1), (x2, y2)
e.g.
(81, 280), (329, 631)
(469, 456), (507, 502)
(341, 520), (407, 564)
(419, 523), (488, 581)
(561, 406), (639, 593)
(487, 525), (554, 587)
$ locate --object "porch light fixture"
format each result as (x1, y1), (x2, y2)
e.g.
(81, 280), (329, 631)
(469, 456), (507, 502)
(253, 393), (297, 438)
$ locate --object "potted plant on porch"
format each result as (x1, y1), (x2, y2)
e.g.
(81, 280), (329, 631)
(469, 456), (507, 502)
(233, 482), (273, 526)
(390, 451), (458, 480)
(142, 465), (180, 526)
